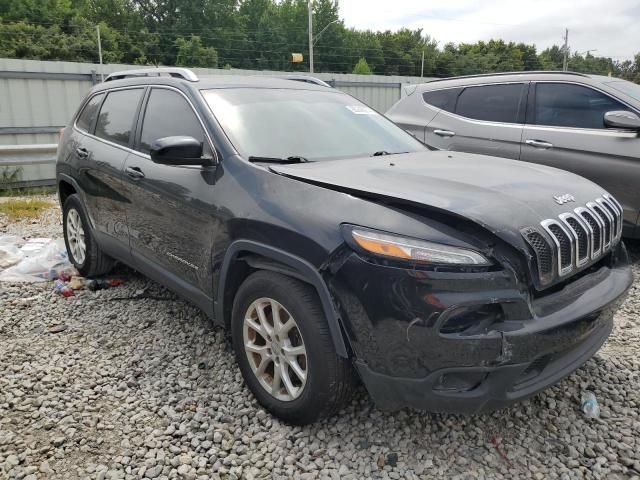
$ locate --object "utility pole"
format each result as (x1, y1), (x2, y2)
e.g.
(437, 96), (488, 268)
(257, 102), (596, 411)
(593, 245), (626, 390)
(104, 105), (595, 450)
(308, 0), (314, 73)
(562, 28), (569, 72)
(421, 49), (425, 77)
(96, 25), (104, 81)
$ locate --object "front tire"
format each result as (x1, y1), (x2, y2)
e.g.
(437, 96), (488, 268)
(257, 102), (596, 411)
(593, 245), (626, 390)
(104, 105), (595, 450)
(62, 194), (113, 277)
(231, 271), (355, 425)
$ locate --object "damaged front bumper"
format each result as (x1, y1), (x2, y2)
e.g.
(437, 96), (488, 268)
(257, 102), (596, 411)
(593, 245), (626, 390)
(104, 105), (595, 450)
(330, 242), (632, 413)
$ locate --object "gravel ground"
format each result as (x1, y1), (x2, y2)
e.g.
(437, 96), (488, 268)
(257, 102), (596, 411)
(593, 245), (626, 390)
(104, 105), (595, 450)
(1, 196), (639, 480)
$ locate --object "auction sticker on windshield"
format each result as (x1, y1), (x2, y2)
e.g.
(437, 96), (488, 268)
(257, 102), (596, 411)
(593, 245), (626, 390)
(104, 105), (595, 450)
(346, 105), (376, 114)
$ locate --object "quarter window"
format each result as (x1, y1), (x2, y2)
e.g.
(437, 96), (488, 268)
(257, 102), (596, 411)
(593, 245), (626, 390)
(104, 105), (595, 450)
(76, 93), (104, 133)
(455, 84), (525, 123)
(422, 88), (462, 113)
(139, 89), (206, 155)
(95, 89), (144, 147)
(533, 83), (631, 129)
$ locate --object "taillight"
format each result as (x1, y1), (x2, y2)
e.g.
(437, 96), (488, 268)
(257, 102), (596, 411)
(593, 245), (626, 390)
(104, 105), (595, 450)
(59, 127), (65, 139)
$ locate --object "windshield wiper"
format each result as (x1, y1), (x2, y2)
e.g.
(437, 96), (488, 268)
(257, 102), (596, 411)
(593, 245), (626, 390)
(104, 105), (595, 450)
(371, 151), (408, 157)
(248, 155), (310, 164)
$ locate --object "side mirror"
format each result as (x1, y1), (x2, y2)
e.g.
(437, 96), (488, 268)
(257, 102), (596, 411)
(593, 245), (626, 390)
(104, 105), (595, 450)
(150, 136), (207, 165)
(604, 110), (640, 130)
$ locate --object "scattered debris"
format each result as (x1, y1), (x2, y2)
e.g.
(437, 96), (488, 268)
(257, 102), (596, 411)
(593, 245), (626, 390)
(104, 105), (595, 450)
(0, 238), (76, 282)
(86, 278), (124, 291)
(490, 436), (512, 467)
(0, 235), (22, 269)
(386, 452), (398, 467)
(48, 324), (68, 334)
(377, 454), (385, 469)
(582, 391), (601, 418)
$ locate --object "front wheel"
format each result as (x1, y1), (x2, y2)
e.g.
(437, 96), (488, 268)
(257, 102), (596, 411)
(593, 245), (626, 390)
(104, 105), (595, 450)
(231, 271), (355, 425)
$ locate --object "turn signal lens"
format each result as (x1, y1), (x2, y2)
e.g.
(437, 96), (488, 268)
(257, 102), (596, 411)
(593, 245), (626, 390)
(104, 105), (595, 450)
(351, 228), (491, 265)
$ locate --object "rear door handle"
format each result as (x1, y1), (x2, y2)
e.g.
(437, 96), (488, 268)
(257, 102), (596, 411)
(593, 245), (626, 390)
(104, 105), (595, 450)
(76, 147), (89, 158)
(433, 129), (456, 137)
(125, 166), (145, 179)
(525, 139), (553, 149)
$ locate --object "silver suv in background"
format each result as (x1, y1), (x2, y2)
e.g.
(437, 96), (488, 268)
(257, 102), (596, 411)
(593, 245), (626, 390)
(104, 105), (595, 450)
(386, 72), (640, 237)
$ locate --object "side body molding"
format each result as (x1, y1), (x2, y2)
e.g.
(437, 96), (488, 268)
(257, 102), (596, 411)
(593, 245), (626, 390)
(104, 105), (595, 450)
(216, 240), (349, 358)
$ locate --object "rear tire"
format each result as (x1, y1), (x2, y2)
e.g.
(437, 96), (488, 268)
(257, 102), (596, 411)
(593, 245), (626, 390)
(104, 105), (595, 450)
(231, 271), (354, 425)
(62, 194), (114, 277)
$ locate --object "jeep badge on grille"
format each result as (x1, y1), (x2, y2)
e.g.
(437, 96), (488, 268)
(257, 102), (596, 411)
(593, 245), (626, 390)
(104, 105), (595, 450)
(553, 194), (575, 205)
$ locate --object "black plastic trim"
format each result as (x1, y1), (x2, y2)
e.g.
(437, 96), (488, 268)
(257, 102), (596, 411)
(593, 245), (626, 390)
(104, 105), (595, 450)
(216, 240), (349, 357)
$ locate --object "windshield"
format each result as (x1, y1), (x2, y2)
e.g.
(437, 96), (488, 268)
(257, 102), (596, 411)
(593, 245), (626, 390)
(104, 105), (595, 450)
(605, 80), (640, 103)
(201, 88), (425, 160)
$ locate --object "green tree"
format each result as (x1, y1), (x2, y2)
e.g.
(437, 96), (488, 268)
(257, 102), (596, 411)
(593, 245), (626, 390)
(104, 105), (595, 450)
(352, 57), (371, 74)
(175, 35), (218, 67)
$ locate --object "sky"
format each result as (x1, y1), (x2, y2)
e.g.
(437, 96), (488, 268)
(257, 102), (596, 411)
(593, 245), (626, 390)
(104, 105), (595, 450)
(339, 0), (640, 61)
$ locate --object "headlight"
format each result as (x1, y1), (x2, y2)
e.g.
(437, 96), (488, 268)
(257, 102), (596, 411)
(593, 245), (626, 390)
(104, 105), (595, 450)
(348, 228), (491, 266)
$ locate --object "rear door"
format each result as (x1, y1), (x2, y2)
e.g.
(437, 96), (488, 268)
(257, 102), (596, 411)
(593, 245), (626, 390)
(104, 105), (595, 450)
(425, 82), (527, 159)
(78, 87), (145, 258)
(521, 82), (640, 233)
(122, 86), (219, 295)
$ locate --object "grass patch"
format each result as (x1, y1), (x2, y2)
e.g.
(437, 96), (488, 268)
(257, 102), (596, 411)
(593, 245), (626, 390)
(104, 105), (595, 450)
(0, 198), (51, 220)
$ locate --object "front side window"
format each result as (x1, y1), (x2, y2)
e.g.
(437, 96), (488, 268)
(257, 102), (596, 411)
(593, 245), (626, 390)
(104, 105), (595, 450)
(422, 88), (462, 113)
(455, 83), (525, 123)
(76, 93), (104, 133)
(201, 88), (425, 161)
(95, 89), (143, 147)
(139, 89), (207, 154)
(533, 83), (631, 129)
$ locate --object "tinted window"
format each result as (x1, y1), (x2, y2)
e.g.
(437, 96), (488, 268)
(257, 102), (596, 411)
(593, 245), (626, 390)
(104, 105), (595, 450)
(140, 89), (206, 154)
(534, 83), (630, 129)
(95, 89), (143, 147)
(455, 83), (525, 123)
(422, 88), (461, 113)
(76, 93), (104, 133)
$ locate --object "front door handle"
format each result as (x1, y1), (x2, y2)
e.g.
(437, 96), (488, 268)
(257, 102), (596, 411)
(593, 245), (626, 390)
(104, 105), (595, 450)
(525, 139), (553, 149)
(76, 147), (89, 158)
(433, 129), (456, 137)
(125, 166), (145, 179)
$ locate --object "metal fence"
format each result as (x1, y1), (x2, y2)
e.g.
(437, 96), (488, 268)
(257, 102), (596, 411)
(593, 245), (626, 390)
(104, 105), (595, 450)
(0, 58), (433, 187)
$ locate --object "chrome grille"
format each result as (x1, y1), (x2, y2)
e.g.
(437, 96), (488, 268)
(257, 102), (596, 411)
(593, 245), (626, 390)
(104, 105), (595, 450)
(524, 194), (623, 283)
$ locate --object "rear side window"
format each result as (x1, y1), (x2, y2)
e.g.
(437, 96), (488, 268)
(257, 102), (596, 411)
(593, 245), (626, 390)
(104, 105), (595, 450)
(139, 88), (206, 154)
(455, 83), (525, 123)
(76, 93), (104, 133)
(422, 88), (461, 113)
(534, 83), (631, 129)
(95, 89), (144, 147)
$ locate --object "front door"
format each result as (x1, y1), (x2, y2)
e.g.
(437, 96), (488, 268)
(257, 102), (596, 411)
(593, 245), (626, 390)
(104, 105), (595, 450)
(521, 82), (640, 234)
(122, 86), (220, 294)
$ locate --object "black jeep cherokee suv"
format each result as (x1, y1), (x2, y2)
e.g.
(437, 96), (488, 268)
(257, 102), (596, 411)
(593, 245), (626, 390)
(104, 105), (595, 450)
(57, 68), (632, 425)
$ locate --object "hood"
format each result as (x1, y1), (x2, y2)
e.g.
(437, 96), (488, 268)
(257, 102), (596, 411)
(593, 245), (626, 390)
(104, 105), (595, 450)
(270, 150), (608, 244)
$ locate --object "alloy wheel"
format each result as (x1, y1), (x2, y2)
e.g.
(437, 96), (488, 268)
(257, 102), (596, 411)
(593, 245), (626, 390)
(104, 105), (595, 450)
(243, 297), (308, 401)
(66, 208), (86, 265)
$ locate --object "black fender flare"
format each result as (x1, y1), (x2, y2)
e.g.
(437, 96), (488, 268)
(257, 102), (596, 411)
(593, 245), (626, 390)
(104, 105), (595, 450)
(215, 240), (349, 358)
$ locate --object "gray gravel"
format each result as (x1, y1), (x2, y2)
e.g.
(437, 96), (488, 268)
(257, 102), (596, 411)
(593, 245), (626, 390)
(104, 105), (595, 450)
(1, 196), (639, 480)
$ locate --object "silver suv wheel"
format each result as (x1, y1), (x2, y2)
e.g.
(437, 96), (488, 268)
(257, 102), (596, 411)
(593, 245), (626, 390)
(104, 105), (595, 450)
(243, 297), (308, 401)
(66, 208), (86, 265)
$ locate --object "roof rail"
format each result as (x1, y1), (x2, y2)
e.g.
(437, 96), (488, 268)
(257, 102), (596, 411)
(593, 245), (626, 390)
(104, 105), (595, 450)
(104, 67), (199, 82)
(426, 70), (590, 83)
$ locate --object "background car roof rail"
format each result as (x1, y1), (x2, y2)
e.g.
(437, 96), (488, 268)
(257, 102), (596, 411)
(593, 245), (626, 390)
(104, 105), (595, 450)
(425, 70), (591, 83)
(274, 75), (333, 88)
(104, 67), (199, 82)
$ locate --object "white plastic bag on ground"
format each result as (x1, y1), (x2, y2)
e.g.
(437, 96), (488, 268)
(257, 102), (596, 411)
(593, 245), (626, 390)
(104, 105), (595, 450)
(0, 239), (77, 282)
(0, 235), (23, 270)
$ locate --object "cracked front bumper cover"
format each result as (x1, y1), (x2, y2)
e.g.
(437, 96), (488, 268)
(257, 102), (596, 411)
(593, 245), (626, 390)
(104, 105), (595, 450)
(333, 243), (632, 413)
